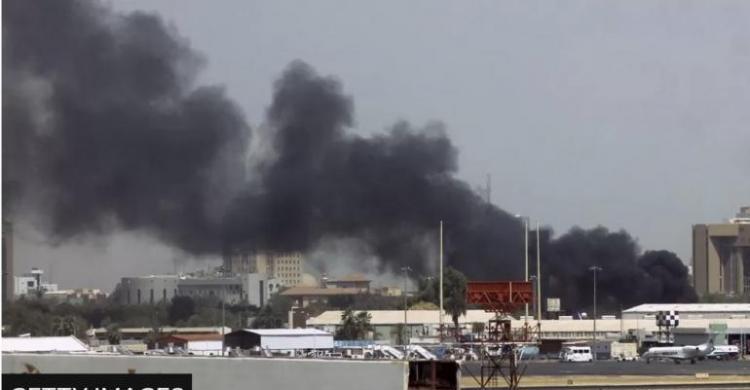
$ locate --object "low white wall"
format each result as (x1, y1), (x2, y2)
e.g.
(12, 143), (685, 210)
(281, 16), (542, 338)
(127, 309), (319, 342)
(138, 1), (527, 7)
(3, 354), (408, 390)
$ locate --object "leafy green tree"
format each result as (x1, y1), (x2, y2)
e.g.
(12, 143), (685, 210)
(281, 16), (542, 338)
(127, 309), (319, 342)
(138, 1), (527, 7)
(443, 267), (468, 336)
(335, 309), (357, 339)
(413, 267), (468, 337)
(250, 292), (293, 329)
(335, 309), (372, 340)
(354, 311), (373, 339)
(51, 315), (78, 336)
(168, 296), (196, 324)
(106, 324), (121, 345)
(251, 305), (283, 328)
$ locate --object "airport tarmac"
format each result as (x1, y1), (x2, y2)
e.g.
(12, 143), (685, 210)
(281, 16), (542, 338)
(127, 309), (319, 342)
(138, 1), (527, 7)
(463, 359), (750, 375)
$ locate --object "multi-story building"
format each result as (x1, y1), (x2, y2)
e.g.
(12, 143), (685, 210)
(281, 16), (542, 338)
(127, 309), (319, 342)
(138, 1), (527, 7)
(117, 275), (181, 305)
(178, 277), (244, 304)
(225, 251), (305, 288)
(116, 273), (276, 307)
(693, 207), (750, 296)
(13, 268), (58, 298)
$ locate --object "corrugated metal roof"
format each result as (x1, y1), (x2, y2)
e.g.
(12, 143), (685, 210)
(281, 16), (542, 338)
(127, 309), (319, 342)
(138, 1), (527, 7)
(239, 328), (331, 336)
(1, 336), (89, 352)
(623, 303), (750, 313)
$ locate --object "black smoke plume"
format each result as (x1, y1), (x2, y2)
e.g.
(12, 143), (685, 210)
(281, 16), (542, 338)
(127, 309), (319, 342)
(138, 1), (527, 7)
(3, 0), (695, 312)
(3, 0), (249, 253)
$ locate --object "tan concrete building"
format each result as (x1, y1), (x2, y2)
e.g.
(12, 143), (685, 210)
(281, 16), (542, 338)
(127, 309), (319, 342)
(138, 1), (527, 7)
(225, 251), (305, 287)
(693, 207), (750, 296)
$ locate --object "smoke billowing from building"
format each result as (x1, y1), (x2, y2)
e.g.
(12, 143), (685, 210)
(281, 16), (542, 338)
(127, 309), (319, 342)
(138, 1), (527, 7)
(3, 0), (696, 311)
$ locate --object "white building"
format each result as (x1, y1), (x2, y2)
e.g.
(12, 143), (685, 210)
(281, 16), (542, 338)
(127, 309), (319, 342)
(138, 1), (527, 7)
(14, 273), (58, 298)
(622, 303), (750, 320)
(224, 328), (334, 351)
(116, 275), (242, 305)
(1, 336), (89, 353)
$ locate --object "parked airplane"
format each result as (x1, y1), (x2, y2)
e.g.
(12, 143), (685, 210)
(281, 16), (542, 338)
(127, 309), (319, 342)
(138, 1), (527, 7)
(642, 337), (714, 364)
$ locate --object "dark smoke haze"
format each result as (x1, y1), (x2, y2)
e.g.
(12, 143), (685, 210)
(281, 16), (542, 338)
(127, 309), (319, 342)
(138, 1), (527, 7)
(3, 0), (696, 312)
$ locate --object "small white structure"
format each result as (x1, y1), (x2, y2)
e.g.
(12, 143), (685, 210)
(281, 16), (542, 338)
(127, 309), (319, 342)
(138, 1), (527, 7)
(187, 340), (223, 356)
(2, 336), (89, 353)
(623, 303), (750, 320)
(225, 328), (333, 351)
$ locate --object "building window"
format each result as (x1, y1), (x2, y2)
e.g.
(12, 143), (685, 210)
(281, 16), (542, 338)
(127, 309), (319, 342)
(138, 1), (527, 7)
(137, 289), (141, 304)
(150, 289), (154, 304)
(163, 288), (167, 302)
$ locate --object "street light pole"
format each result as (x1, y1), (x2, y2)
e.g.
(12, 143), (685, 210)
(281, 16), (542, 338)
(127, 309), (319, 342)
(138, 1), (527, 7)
(524, 218), (529, 321)
(402, 266), (411, 351)
(221, 284), (226, 357)
(439, 220), (444, 342)
(589, 265), (602, 361)
(536, 222), (542, 322)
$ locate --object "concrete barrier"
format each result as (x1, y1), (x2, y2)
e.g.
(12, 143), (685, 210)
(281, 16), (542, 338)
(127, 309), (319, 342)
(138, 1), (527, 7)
(2, 354), (408, 390)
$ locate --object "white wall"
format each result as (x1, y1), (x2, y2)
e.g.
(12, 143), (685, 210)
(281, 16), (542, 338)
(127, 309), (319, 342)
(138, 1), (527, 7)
(3, 354), (408, 390)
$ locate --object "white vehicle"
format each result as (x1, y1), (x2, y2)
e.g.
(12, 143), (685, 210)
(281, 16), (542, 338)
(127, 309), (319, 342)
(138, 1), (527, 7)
(706, 345), (739, 361)
(560, 346), (593, 362)
(642, 337), (714, 364)
(611, 342), (639, 361)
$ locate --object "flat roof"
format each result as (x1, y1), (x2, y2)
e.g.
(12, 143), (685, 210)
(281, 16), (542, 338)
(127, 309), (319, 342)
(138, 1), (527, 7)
(280, 286), (361, 296)
(235, 328), (331, 337)
(308, 310), (506, 326)
(624, 303), (750, 313)
(2, 336), (89, 352)
(327, 273), (370, 283)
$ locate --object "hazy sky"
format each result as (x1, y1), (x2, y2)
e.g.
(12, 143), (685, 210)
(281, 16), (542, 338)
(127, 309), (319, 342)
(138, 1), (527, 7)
(14, 0), (749, 290)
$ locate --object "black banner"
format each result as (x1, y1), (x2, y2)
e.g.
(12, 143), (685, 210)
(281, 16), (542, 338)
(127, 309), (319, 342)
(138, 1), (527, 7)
(3, 374), (192, 390)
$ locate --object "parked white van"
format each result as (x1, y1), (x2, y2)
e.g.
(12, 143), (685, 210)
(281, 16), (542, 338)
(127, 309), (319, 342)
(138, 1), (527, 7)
(560, 346), (593, 362)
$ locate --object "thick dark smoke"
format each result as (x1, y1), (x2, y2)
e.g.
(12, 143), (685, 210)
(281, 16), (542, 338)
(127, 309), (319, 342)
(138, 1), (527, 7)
(3, 1), (695, 312)
(541, 228), (697, 314)
(3, 0), (249, 252)
(223, 61), (525, 280)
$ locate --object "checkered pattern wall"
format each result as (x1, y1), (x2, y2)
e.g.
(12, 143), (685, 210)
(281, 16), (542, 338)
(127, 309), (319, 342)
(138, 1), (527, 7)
(655, 310), (679, 327)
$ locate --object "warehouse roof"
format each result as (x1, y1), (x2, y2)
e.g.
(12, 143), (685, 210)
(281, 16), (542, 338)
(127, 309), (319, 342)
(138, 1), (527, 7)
(308, 310), (506, 326)
(624, 303), (750, 313)
(2, 336), (89, 353)
(233, 328), (331, 336)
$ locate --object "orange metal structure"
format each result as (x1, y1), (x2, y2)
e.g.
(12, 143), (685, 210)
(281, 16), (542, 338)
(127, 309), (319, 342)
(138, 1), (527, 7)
(466, 281), (533, 313)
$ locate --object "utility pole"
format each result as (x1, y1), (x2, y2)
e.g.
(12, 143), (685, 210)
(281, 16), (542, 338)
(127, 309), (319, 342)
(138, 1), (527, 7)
(524, 218), (529, 322)
(589, 265), (602, 361)
(402, 266), (411, 351)
(439, 220), (444, 342)
(536, 222), (542, 322)
(221, 284), (226, 357)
